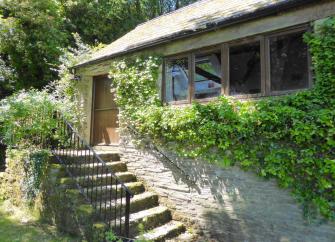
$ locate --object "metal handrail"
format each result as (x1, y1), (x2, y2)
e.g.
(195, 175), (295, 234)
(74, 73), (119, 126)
(49, 111), (133, 238)
(58, 114), (133, 195)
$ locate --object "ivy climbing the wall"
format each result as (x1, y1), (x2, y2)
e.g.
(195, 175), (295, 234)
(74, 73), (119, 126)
(110, 18), (335, 220)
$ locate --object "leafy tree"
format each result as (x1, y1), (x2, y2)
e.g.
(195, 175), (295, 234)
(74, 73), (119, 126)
(0, 0), (68, 93)
(0, 56), (16, 99)
(61, 0), (198, 45)
(0, 0), (197, 97)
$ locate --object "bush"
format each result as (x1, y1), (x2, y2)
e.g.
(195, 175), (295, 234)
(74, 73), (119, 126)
(0, 89), (59, 148)
(110, 18), (335, 220)
(0, 148), (50, 205)
(0, 143), (5, 170)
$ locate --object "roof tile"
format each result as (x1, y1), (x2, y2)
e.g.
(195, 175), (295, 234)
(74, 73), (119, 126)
(77, 0), (305, 67)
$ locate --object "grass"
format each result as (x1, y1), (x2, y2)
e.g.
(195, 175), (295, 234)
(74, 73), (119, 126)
(0, 200), (80, 242)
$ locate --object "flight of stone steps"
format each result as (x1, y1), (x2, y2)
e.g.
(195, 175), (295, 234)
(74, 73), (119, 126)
(59, 150), (194, 241)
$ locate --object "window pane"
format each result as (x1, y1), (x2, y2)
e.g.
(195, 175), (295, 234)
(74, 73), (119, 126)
(229, 42), (261, 95)
(165, 58), (189, 102)
(194, 51), (222, 99)
(270, 31), (309, 92)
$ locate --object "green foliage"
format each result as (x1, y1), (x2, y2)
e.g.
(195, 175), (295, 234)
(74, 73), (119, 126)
(110, 56), (161, 109)
(109, 56), (162, 130)
(0, 143), (5, 170)
(105, 230), (122, 242)
(111, 18), (335, 220)
(0, 57), (16, 99)
(0, 87), (81, 149)
(105, 224), (152, 242)
(0, 90), (59, 148)
(305, 18), (335, 99)
(22, 149), (50, 202)
(0, 0), (197, 97)
(46, 33), (93, 127)
(0, 0), (68, 93)
(1, 148), (50, 205)
(0, 200), (79, 242)
(61, 0), (198, 45)
(0, 34), (89, 146)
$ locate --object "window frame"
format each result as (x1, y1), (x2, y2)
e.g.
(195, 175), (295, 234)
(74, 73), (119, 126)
(265, 26), (313, 96)
(162, 24), (312, 105)
(224, 35), (265, 99)
(192, 46), (224, 103)
(163, 53), (192, 105)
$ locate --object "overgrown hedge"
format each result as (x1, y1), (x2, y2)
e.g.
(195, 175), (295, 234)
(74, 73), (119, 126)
(0, 148), (50, 205)
(110, 18), (335, 220)
(0, 87), (80, 208)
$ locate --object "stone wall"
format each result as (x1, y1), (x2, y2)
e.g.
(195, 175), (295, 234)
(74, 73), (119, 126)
(75, 75), (93, 142)
(120, 145), (335, 242)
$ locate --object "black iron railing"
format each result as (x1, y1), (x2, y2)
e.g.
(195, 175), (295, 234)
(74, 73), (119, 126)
(50, 112), (133, 238)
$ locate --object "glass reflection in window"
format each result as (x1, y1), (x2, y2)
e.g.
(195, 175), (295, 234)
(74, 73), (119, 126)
(165, 58), (189, 102)
(194, 51), (222, 99)
(270, 31), (309, 92)
(229, 42), (261, 95)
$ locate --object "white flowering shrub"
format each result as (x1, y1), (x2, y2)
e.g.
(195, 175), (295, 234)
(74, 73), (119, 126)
(109, 56), (162, 130)
(0, 89), (60, 148)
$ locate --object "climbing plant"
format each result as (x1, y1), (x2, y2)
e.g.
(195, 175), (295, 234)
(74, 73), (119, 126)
(110, 18), (335, 220)
(0, 148), (50, 205)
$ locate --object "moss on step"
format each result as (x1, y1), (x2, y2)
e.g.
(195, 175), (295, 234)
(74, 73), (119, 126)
(127, 207), (172, 237)
(69, 161), (127, 176)
(130, 193), (158, 213)
(88, 181), (144, 202)
(140, 221), (185, 242)
(92, 222), (108, 242)
(59, 177), (77, 188)
(76, 172), (137, 188)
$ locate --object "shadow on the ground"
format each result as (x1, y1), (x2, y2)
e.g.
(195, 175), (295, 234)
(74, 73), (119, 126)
(0, 201), (79, 242)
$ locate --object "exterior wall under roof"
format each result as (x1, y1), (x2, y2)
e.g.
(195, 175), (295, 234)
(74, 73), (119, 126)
(75, 0), (335, 143)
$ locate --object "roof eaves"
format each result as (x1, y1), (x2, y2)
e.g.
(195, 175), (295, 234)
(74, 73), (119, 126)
(73, 0), (318, 70)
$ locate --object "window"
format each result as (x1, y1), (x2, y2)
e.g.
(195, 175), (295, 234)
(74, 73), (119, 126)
(165, 57), (189, 102)
(163, 26), (311, 104)
(229, 42), (261, 95)
(270, 31), (309, 92)
(194, 51), (222, 99)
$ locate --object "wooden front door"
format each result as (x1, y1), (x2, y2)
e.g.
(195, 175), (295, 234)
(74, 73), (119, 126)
(92, 75), (119, 145)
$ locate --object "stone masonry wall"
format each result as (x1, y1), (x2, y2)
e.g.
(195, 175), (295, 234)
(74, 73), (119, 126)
(120, 145), (335, 242)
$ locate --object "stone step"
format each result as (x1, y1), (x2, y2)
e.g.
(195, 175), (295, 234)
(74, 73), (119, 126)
(84, 181), (144, 201)
(138, 220), (185, 242)
(54, 151), (121, 163)
(167, 231), (196, 242)
(73, 172), (137, 187)
(96, 192), (159, 220)
(112, 206), (172, 237)
(95, 152), (121, 162)
(67, 161), (127, 175)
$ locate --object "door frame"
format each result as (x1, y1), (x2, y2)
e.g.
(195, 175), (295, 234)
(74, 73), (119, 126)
(90, 74), (119, 146)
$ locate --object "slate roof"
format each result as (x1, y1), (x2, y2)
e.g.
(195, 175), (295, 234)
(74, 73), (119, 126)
(75, 0), (316, 68)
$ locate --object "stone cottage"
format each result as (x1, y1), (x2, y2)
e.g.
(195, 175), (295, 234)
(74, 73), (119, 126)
(72, 0), (335, 241)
